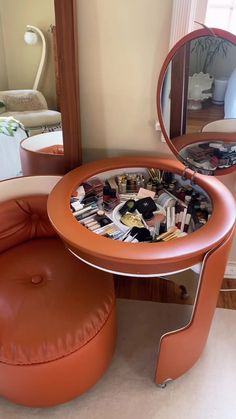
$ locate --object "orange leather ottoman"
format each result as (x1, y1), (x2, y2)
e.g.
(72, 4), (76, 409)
(0, 178), (116, 407)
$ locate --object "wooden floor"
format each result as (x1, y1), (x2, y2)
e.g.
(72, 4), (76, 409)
(186, 100), (224, 133)
(114, 275), (236, 310)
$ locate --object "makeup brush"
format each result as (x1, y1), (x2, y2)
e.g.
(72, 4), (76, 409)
(155, 226), (177, 241)
(124, 233), (138, 243)
(121, 228), (132, 241)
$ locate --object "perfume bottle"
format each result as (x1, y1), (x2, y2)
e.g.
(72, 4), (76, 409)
(136, 175), (142, 192)
(119, 179), (127, 194)
(146, 179), (153, 190)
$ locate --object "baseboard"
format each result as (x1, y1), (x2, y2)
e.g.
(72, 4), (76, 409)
(225, 261), (236, 279)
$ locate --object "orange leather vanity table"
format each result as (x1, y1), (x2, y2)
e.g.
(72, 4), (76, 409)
(48, 28), (236, 387)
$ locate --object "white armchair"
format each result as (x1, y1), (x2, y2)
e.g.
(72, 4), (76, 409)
(0, 90), (61, 136)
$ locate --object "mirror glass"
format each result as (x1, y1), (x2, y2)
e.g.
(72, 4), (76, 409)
(0, 1), (56, 108)
(158, 30), (236, 175)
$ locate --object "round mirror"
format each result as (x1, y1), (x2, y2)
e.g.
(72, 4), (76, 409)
(157, 28), (236, 175)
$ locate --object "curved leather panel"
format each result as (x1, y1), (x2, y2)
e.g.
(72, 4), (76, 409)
(0, 305), (116, 407)
(155, 228), (234, 384)
(20, 148), (66, 176)
(0, 195), (55, 254)
(0, 238), (115, 365)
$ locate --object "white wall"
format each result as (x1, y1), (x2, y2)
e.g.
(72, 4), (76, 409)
(76, 0), (236, 263)
(0, 4), (8, 90)
(77, 0), (173, 161)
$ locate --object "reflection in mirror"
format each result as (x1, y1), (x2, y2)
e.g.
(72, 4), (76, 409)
(158, 29), (236, 175)
(187, 36), (236, 133)
(173, 134), (236, 174)
(162, 36), (236, 137)
(0, 1), (57, 108)
(180, 140), (236, 174)
(0, 0), (62, 180)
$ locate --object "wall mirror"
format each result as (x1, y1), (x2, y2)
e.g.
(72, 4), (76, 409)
(157, 28), (236, 175)
(53, 0), (81, 171)
(0, 0), (81, 180)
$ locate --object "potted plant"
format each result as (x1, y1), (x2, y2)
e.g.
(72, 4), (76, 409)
(188, 36), (232, 108)
(190, 36), (232, 74)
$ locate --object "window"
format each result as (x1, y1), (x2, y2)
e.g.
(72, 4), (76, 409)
(205, 0), (236, 33)
(169, 0), (236, 47)
(169, 0), (209, 47)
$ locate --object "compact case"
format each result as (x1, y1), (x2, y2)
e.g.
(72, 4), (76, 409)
(48, 28), (236, 387)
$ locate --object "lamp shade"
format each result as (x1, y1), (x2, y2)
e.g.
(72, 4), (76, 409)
(24, 30), (38, 45)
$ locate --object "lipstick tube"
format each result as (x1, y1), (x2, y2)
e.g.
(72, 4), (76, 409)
(176, 209), (184, 230)
(183, 213), (192, 233)
(180, 208), (187, 233)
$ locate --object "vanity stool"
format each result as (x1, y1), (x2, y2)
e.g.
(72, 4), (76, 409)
(0, 176), (116, 407)
(20, 131), (65, 176)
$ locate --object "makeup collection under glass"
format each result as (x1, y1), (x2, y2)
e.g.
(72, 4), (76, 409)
(70, 168), (212, 244)
(180, 141), (236, 172)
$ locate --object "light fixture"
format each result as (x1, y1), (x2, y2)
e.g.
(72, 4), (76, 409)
(24, 25), (46, 90)
(24, 29), (38, 45)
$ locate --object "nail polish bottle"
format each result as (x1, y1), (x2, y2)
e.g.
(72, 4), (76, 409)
(176, 187), (186, 202)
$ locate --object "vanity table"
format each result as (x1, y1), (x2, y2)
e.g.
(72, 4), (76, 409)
(47, 28), (236, 387)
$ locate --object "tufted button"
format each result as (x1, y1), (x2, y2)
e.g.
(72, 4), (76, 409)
(31, 213), (40, 222)
(31, 275), (43, 285)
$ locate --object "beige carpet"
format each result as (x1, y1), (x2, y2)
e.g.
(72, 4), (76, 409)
(1, 299), (236, 419)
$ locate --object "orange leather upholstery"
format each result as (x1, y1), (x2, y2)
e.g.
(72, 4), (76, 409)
(0, 238), (115, 365)
(0, 193), (116, 406)
(20, 133), (65, 176)
(0, 195), (55, 253)
(38, 144), (64, 154)
(20, 148), (66, 176)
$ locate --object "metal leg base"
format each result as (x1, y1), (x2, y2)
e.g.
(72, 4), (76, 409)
(156, 378), (173, 389)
